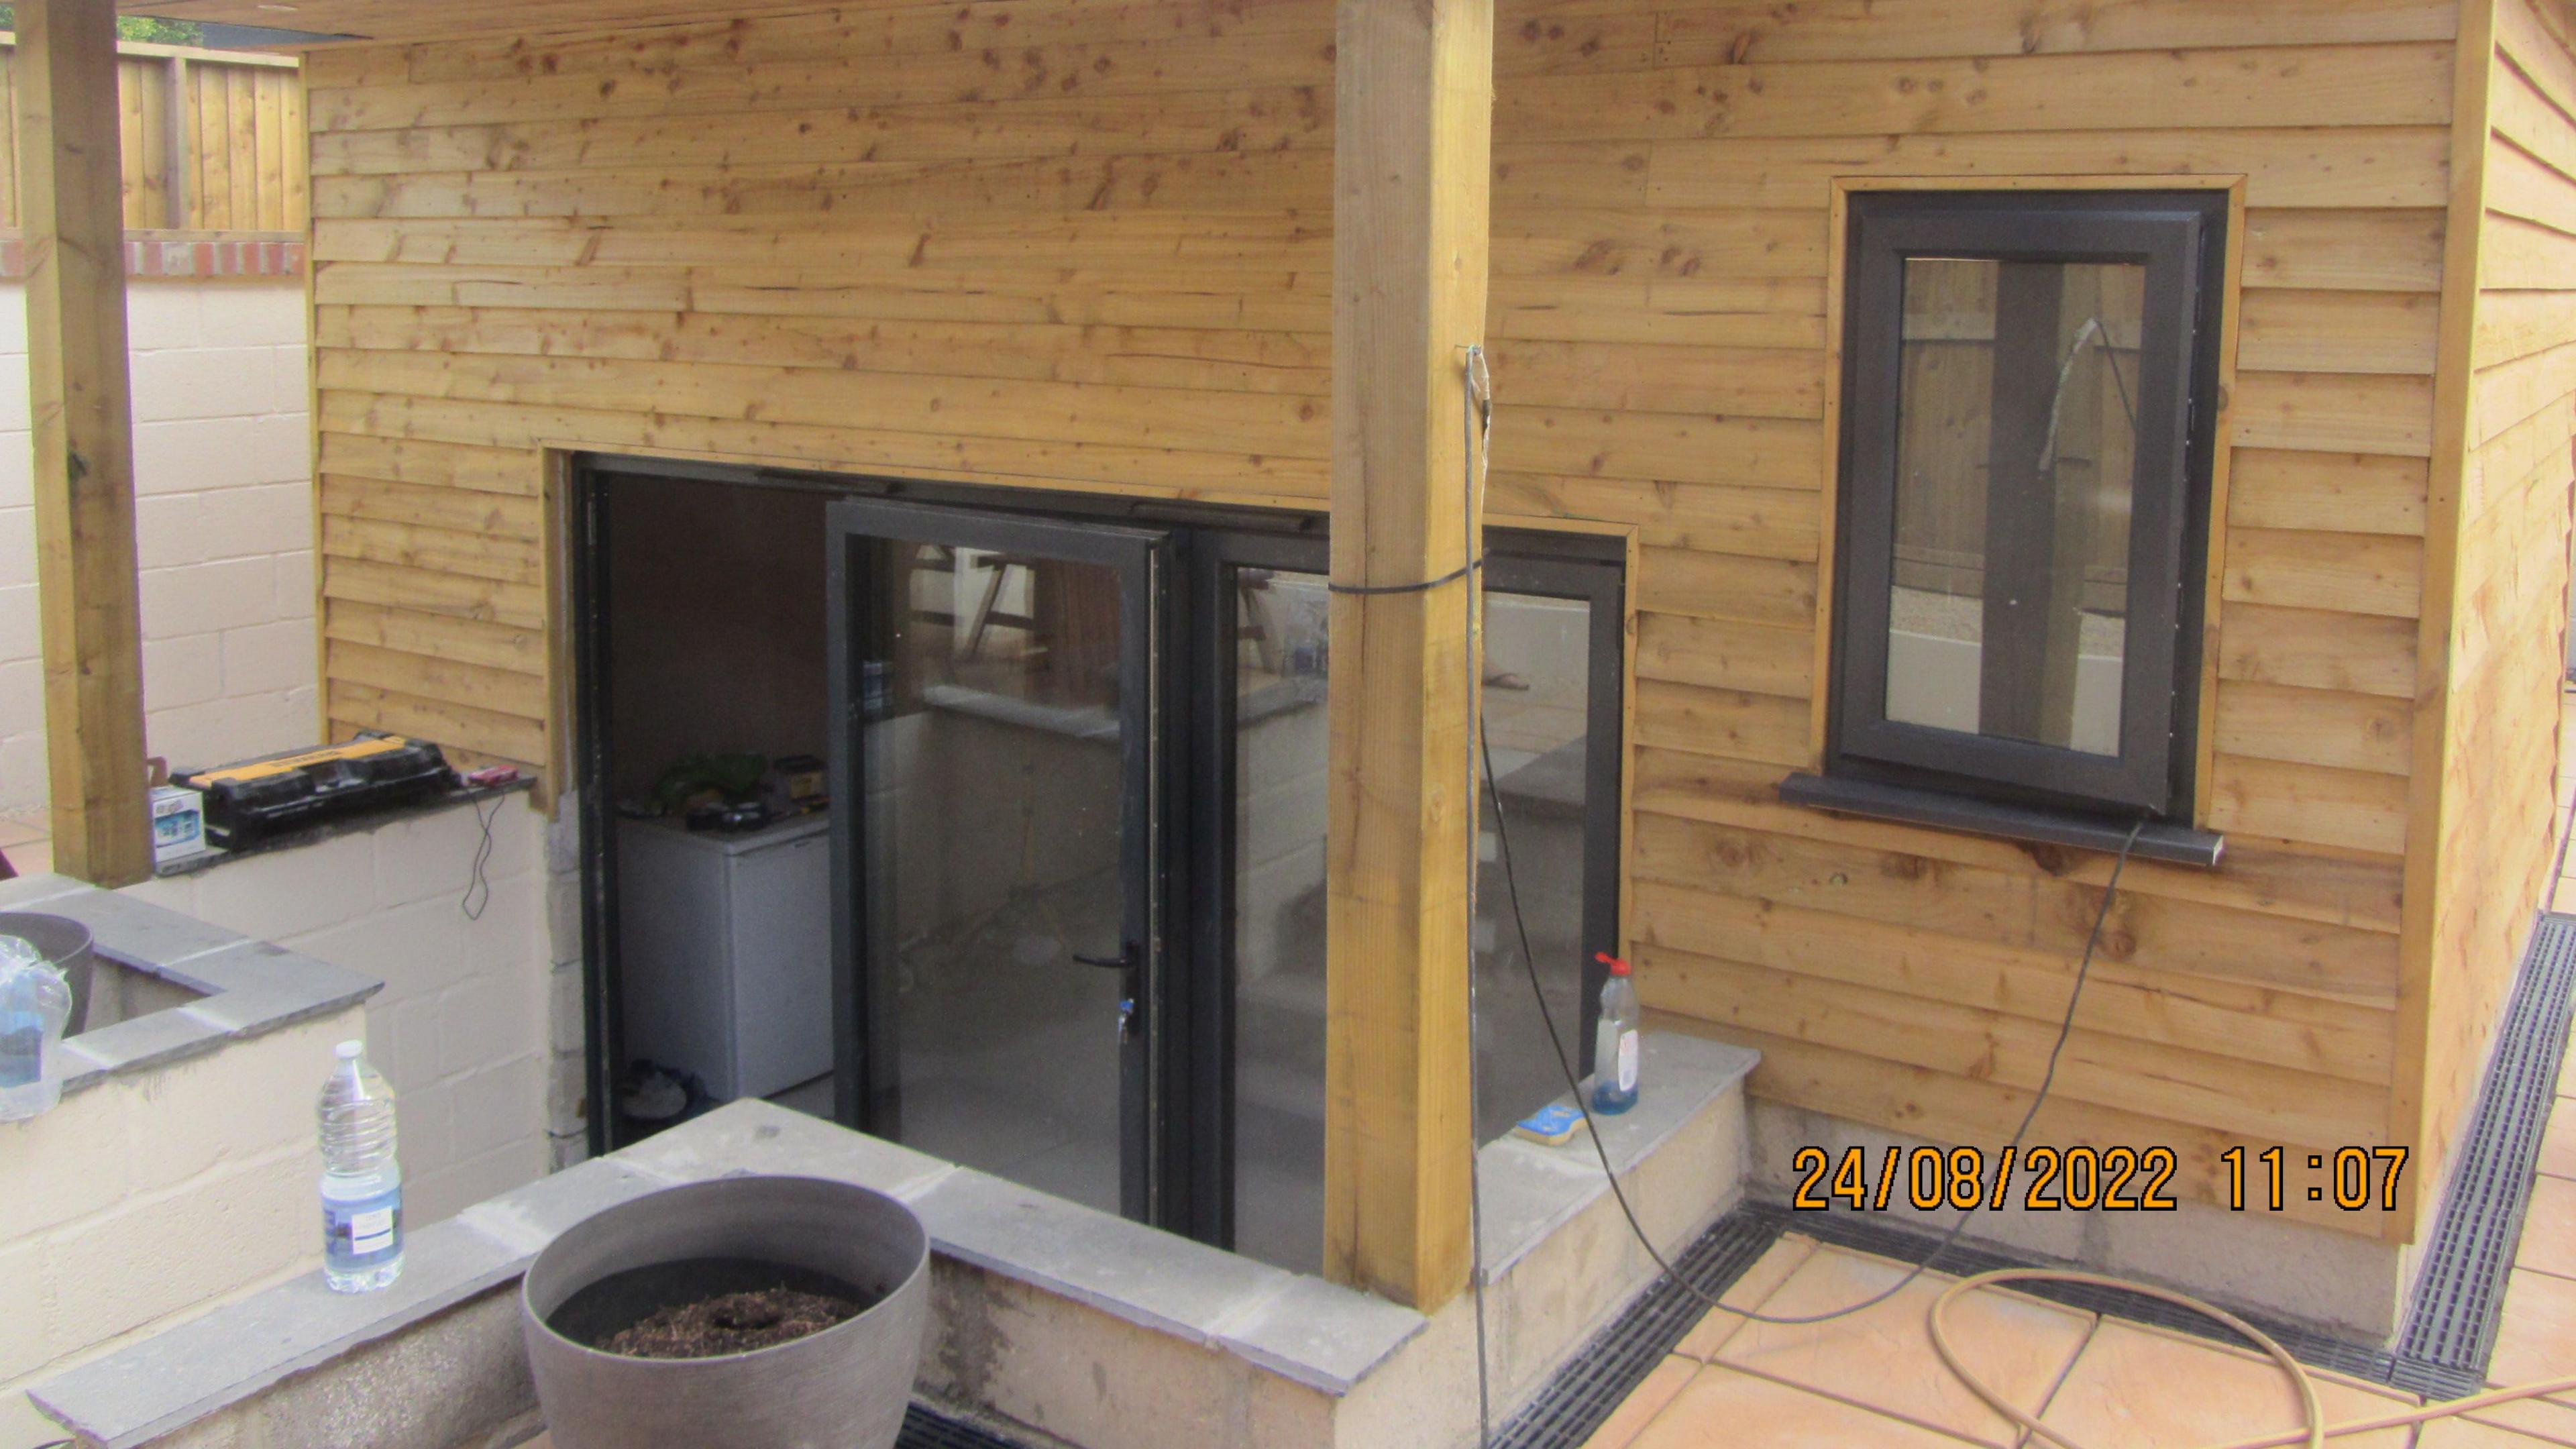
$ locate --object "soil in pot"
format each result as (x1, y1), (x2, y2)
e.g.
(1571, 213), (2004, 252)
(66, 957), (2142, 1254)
(549, 1256), (881, 1360)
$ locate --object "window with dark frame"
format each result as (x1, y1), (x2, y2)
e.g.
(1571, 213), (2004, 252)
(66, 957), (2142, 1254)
(1823, 190), (2229, 828)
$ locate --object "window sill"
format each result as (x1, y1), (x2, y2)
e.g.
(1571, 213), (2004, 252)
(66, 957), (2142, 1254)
(1778, 771), (2224, 868)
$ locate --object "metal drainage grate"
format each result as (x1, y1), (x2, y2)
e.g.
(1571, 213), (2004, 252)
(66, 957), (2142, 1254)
(2397, 910), (2576, 1377)
(1491, 1212), (1780, 1449)
(899, 1402), (1036, 1449)
(1491, 908), (2576, 1438)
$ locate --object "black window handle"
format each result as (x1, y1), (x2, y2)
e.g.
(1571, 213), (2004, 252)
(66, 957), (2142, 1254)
(1071, 944), (1134, 971)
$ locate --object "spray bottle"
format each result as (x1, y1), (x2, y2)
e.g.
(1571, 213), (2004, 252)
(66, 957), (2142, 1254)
(1591, 951), (1640, 1116)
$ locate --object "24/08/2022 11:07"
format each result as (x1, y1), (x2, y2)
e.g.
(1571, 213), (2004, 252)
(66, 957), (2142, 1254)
(1788, 1144), (2411, 1214)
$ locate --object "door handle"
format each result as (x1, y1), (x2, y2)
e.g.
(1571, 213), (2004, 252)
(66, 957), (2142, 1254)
(1071, 944), (1134, 971)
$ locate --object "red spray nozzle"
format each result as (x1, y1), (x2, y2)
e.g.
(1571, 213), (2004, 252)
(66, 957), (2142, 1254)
(1595, 951), (1632, 977)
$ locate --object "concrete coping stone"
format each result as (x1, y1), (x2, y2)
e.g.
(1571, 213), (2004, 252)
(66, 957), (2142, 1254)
(0, 872), (382, 1099)
(34, 1034), (1754, 1444)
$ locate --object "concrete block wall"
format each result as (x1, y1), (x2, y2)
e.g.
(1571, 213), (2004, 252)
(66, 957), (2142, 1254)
(0, 278), (316, 816)
(123, 793), (558, 1228)
(0, 1009), (362, 1449)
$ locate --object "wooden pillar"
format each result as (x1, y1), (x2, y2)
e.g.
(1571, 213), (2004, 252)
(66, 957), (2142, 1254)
(1322, 0), (1492, 1312)
(19, 0), (151, 887)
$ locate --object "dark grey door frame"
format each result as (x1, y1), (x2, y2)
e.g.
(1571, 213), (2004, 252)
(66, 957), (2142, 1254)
(824, 496), (1169, 1223)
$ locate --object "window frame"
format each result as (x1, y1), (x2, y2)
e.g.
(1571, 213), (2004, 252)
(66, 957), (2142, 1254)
(1826, 189), (2230, 821)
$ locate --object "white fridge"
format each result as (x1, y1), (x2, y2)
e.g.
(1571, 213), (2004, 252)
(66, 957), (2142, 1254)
(617, 811), (834, 1102)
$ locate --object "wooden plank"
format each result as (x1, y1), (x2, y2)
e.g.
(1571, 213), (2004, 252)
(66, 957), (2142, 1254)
(320, 553), (546, 631)
(1491, 410), (1823, 490)
(1485, 473), (1819, 557)
(2216, 601), (2420, 699)
(325, 638), (546, 720)
(308, 88), (1336, 177)
(2229, 371), (2438, 457)
(1652, 0), (2456, 65)
(1633, 547), (1815, 629)
(1686, 1021), (2396, 1233)
(321, 513), (541, 585)
(1501, 45), (2453, 144)
(316, 305), (1334, 399)
(2473, 286), (2576, 364)
(19, 0), (149, 887)
(1629, 745), (2406, 934)
(1646, 129), (2453, 211)
(254, 64), (284, 230)
(2224, 449), (2429, 536)
(2210, 754), (2412, 857)
(1628, 814), (2402, 1004)
(2213, 679), (2415, 776)
(1637, 944), (2387, 1145)
(323, 597), (545, 674)
(1632, 678), (1811, 770)
(1633, 612), (1812, 699)
(2222, 527), (2426, 617)
(2240, 208), (2448, 294)
(1320, 0), (1488, 1315)
(2238, 290), (2442, 375)
(160, 55), (187, 227)
(315, 349), (1332, 462)
(1481, 339), (1823, 419)
(319, 474), (543, 539)
(326, 678), (545, 765)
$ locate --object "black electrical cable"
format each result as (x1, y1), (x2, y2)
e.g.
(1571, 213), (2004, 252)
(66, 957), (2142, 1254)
(1325, 557), (1484, 596)
(1477, 716), (2145, 1331)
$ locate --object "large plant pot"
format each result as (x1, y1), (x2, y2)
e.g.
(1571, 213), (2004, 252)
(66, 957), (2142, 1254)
(0, 913), (95, 1034)
(519, 1175), (930, 1449)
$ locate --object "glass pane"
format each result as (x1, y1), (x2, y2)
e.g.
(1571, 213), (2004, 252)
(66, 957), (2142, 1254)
(1228, 570), (1595, 1275)
(1476, 593), (1594, 1141)
(1885, 256), (2141, 756)
(859, 539), (1127, 1214)
(1229, 567), (1332, 1274)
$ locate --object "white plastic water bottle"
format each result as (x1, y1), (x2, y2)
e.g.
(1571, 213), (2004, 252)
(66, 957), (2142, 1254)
(0, 935), (71, 1124)
(317, 1040), (405, 1292)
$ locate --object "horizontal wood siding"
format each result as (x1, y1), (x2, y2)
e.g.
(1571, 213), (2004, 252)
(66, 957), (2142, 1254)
(300, 0), (2489, 1230)
(1489, 0), (2454, 1233)
(2414, 0), (2576, 1232)
(302, 0), (1348, 770)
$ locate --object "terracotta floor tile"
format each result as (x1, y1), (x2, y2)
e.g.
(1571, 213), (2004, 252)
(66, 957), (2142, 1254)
(1580, 1355), (1698, 1449)
(2522, 1179), (2576, 1282)
(1711, 1244), (2092, 1448)
(2471, 1392), (2576, 1446)
(2491, 1269), (2576, 1392)
(1630, 1364), (1983, 1449)
(2543, 1101), (2576, 1182)
(2422, 1417), (2567, 1445)
(2031, 1320), (2414, 1449)
(1673, 1234), (1819, 1360)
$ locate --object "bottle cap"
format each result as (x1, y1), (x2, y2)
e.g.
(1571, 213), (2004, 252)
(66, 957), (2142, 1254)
(336, 1040), (364, 1061)
(1595, 950), (1631, 977)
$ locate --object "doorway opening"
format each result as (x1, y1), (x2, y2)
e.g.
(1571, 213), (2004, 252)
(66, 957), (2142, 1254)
(573, 457), (1625, 1273)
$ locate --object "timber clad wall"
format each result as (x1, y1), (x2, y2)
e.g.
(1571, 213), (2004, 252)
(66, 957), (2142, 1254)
(299, 0), (2573, 1234)
(2419, 0), (2576, 1218)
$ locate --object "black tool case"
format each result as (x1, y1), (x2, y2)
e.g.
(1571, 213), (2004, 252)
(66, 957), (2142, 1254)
(176, 733), (455, 847)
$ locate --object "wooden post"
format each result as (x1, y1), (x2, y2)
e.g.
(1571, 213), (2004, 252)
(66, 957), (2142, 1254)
(163, 56), (191, 229)
(1321, 0), (1492, 1312)
(19, 0), (151, 887)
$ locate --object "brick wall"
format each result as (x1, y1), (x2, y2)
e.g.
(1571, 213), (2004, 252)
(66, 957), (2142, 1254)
(0, 277), (316, 815)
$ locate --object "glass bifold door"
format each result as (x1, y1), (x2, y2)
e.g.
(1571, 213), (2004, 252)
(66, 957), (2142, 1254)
(824, 496), (1621, 1272)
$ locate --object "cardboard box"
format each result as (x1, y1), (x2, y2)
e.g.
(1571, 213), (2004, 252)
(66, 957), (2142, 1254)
(150, 786), (207, 865)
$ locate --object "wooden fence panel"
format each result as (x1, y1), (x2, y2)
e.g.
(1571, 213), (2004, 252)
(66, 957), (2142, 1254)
(0, 36), (302, 232)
